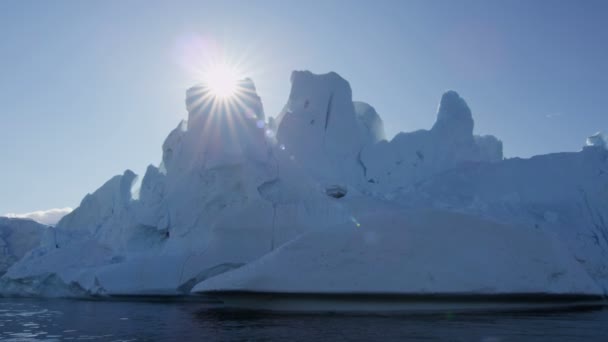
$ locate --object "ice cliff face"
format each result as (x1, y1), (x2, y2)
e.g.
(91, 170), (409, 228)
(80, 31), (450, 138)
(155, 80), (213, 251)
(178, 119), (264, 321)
(194, 209), (603, 296)
(275, 71), (367, 186)
(1, 70), (606, 297)
(353, 101), (386, 145)
(0, 218), (44, 275)
(56, 170), (137, 248)
(395, 144), (608, 291)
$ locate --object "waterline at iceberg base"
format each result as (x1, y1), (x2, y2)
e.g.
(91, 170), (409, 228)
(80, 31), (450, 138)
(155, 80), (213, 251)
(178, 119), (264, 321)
(2, 71), (607, 313)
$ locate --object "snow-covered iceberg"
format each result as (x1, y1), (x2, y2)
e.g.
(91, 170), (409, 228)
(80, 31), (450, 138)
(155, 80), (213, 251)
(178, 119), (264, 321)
(1, 70), (606, 308)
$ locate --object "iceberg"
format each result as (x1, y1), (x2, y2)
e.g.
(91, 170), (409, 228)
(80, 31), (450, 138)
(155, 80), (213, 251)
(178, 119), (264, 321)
(1, 70), (606, 312)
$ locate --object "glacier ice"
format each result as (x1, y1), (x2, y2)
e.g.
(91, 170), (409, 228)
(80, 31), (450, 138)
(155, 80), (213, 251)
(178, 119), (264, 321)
(359, 90), (503, 193)
(275, 71), (367, 187)
(194, 208), (602, 296)
(1, 70), (607, 299)
(394, 144), (608, 291)
(0, 218), (45, 275)
(353, 101), (385, 145)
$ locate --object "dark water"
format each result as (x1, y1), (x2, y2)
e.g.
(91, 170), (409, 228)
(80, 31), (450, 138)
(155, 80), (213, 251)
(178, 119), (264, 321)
(0, 299), (607, 341)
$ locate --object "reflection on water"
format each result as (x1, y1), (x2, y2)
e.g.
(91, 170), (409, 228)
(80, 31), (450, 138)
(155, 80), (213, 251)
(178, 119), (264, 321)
(0, 298), (607, 341)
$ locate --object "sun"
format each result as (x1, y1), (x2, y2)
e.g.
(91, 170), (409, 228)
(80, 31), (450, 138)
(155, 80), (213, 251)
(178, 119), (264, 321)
(204, 63), (240, 99)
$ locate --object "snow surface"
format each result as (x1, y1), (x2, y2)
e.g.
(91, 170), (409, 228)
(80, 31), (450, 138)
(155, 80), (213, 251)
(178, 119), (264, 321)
(1, 70), (606, 298)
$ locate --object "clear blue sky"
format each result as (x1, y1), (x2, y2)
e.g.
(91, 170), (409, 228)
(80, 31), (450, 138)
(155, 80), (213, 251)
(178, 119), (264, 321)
(1, 0), (607, 214)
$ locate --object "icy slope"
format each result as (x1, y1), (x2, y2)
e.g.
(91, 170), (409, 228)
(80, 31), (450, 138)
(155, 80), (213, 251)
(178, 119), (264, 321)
(0, 218), (44, 275)
(194, 208), (602, 295)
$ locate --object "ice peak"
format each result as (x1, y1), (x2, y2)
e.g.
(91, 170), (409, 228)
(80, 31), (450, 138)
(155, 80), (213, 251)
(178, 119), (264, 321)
(185, 78), (264, 125)
(289, 70), (349, 89)
(283, 71), (353, 116)
(432, 90), (474, 140)
(178, 78), (269, 171)
(275, 70), (366, 184)
(586, 132), (607, 150)
(238, 77), (257, 92)
(353, 101), (386, 144)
